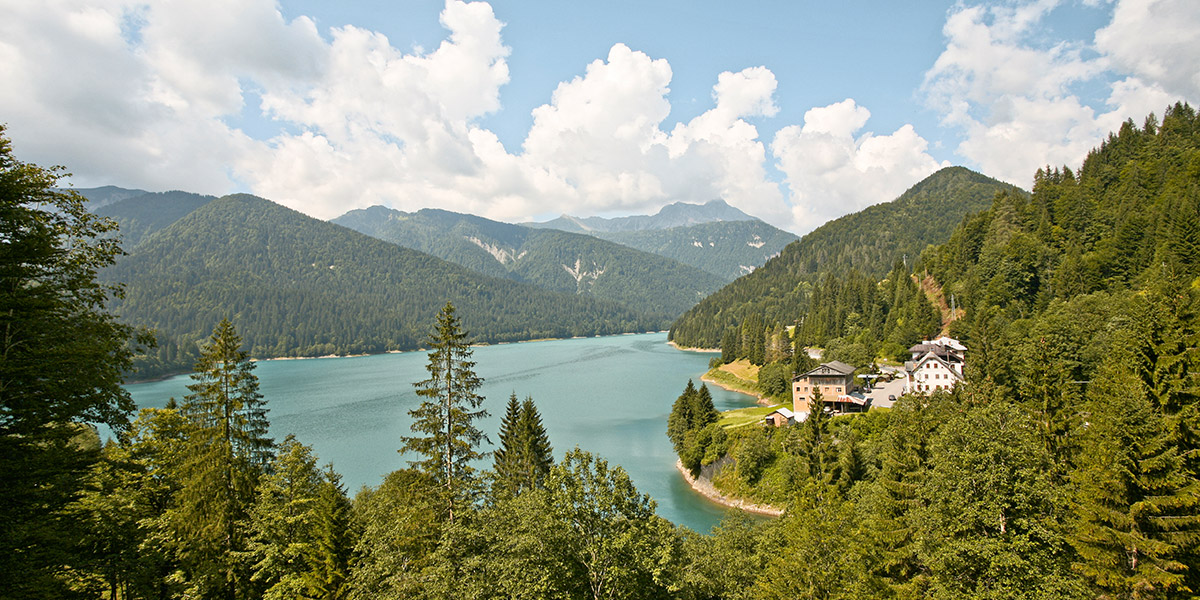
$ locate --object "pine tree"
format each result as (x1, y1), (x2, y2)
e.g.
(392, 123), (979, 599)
(517, 397), (554, 491)
(492, 393), (524, 494)
(248, 437), (355, 600)
(170, 318), (274, 600)
(401, 301), (489, 523)
(304, 465), (355, 600)
(1071, 365), (1199, 598)
(667, 380), (699, 455)
(492, 394), (553, 496)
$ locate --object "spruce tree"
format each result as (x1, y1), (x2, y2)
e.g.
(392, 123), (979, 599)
(492, 393), (524, 495)
(1071, 364), (1199, 598)
(517, 397), (554, 491)
(401, 301), (489, 523)
(170, 318), (273, 600)
(667, 380), (699, 455)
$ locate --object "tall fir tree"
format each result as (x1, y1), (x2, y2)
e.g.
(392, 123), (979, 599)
(516, 397), (554, 491)
(1071, 369), (1198, 598)
(401, 301), (489, 523)
(493, 394), (554, 497)
(170, 318), (273, 600)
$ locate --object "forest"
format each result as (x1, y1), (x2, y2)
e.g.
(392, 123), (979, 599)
(101, 194), (661, 380)
(666, 102), (1200, 599)
(669, 166), (1020, 350)
(4, 101), (1200, 600)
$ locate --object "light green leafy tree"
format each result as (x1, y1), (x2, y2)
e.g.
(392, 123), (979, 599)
(0, 125), (146, 597)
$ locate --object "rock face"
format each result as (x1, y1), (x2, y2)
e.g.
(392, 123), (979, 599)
(562, 258), (606, 293)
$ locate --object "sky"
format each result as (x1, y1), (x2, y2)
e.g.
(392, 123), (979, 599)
(1, 0), (1197, 234)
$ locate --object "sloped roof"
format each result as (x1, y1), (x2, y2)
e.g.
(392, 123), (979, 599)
(767, 407), (795, 419)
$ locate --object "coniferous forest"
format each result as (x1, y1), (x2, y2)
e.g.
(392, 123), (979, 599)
(4, 101), (1200, 600)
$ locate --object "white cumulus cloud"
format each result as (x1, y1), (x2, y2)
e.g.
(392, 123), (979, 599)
(772, 99), (949, 234)
(924, 0), (1196, 188)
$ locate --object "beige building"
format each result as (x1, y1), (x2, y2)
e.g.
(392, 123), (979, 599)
(792, 361), (857, 415)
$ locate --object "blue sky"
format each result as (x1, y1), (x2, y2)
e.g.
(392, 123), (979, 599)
(1, 0), (1196, 233)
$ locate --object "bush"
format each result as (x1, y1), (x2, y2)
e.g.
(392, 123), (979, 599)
(734, 428), (774, 484)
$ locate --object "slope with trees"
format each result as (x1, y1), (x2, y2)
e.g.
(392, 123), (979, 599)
(333, 206), (727, 319)
(94, 190), (215, 248)
(670, 166), (1022, 349)
(593, 219), (798, 281)
(102, 194), (660, 378)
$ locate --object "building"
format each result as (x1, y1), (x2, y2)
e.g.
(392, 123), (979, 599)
(904, 336), (966, 394)
(792, 361), (857, 415)
(763, 407), (796, 427)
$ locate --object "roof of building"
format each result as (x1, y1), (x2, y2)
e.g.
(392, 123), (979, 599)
(796, 361), (857, 380)
(907, 353), (965, 380)
(766, 407), (795, 419)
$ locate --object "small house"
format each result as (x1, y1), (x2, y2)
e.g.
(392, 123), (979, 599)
(763, 407), (795, 427)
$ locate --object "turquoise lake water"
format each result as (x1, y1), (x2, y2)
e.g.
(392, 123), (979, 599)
(123, 332), (760, 533)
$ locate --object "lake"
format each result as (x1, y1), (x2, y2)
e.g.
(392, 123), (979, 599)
(123, 332), (761, 532)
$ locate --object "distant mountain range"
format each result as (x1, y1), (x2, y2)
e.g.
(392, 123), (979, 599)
(93, 190), (215, 248)
(669, 166), (1025, 348)
(525, 199), (757, 233)
(98, 194), (660, 377)
(332, 206), (726, 319)
(524, 200), (798, 280)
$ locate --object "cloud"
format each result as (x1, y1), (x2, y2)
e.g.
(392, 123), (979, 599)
(771, 99), (948, 234)
(923, 0), (1197, 188)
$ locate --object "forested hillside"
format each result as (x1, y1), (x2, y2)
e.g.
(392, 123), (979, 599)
(333, 206), (726, 319)
(95, 190), (214, 248)
(663, 103), (1200, 599)
(103, 195), (658, 378)
(670, 166), (1020, 348)
(592, 219), (797, 281)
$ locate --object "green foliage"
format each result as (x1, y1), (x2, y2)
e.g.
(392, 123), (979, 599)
(1070, 357), (1200, 598)
(0, 126), (145, 597)
(347, 469), (443, 600)
(492, 394), (554, 497)
(401, 302), (489, 523)
(169, 319), (274, 599)
(756, 361), (792, 398)
(667, 381), (722, 474)
(671, 166), (1020, 348)
(733, 426), (774, 485)
(102, 194), (662, 377)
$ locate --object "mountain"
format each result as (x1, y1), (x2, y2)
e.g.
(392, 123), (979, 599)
(72, 185), (149, 211)
(102, 195), (659, 377)
(94, 190), (214, 248)
(669, 166), (1024, 348)
(590, 220), (797, 281)
(332, 206), (726, 319)
(527, 199), (756, 233)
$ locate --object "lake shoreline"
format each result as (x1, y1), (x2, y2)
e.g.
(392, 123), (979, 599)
(701, 372), (773, 406)
(675, 459), (784, 518)
(667, 341), (720, 353)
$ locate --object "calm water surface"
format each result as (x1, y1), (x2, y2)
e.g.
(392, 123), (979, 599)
(123, 332), (759, 532)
